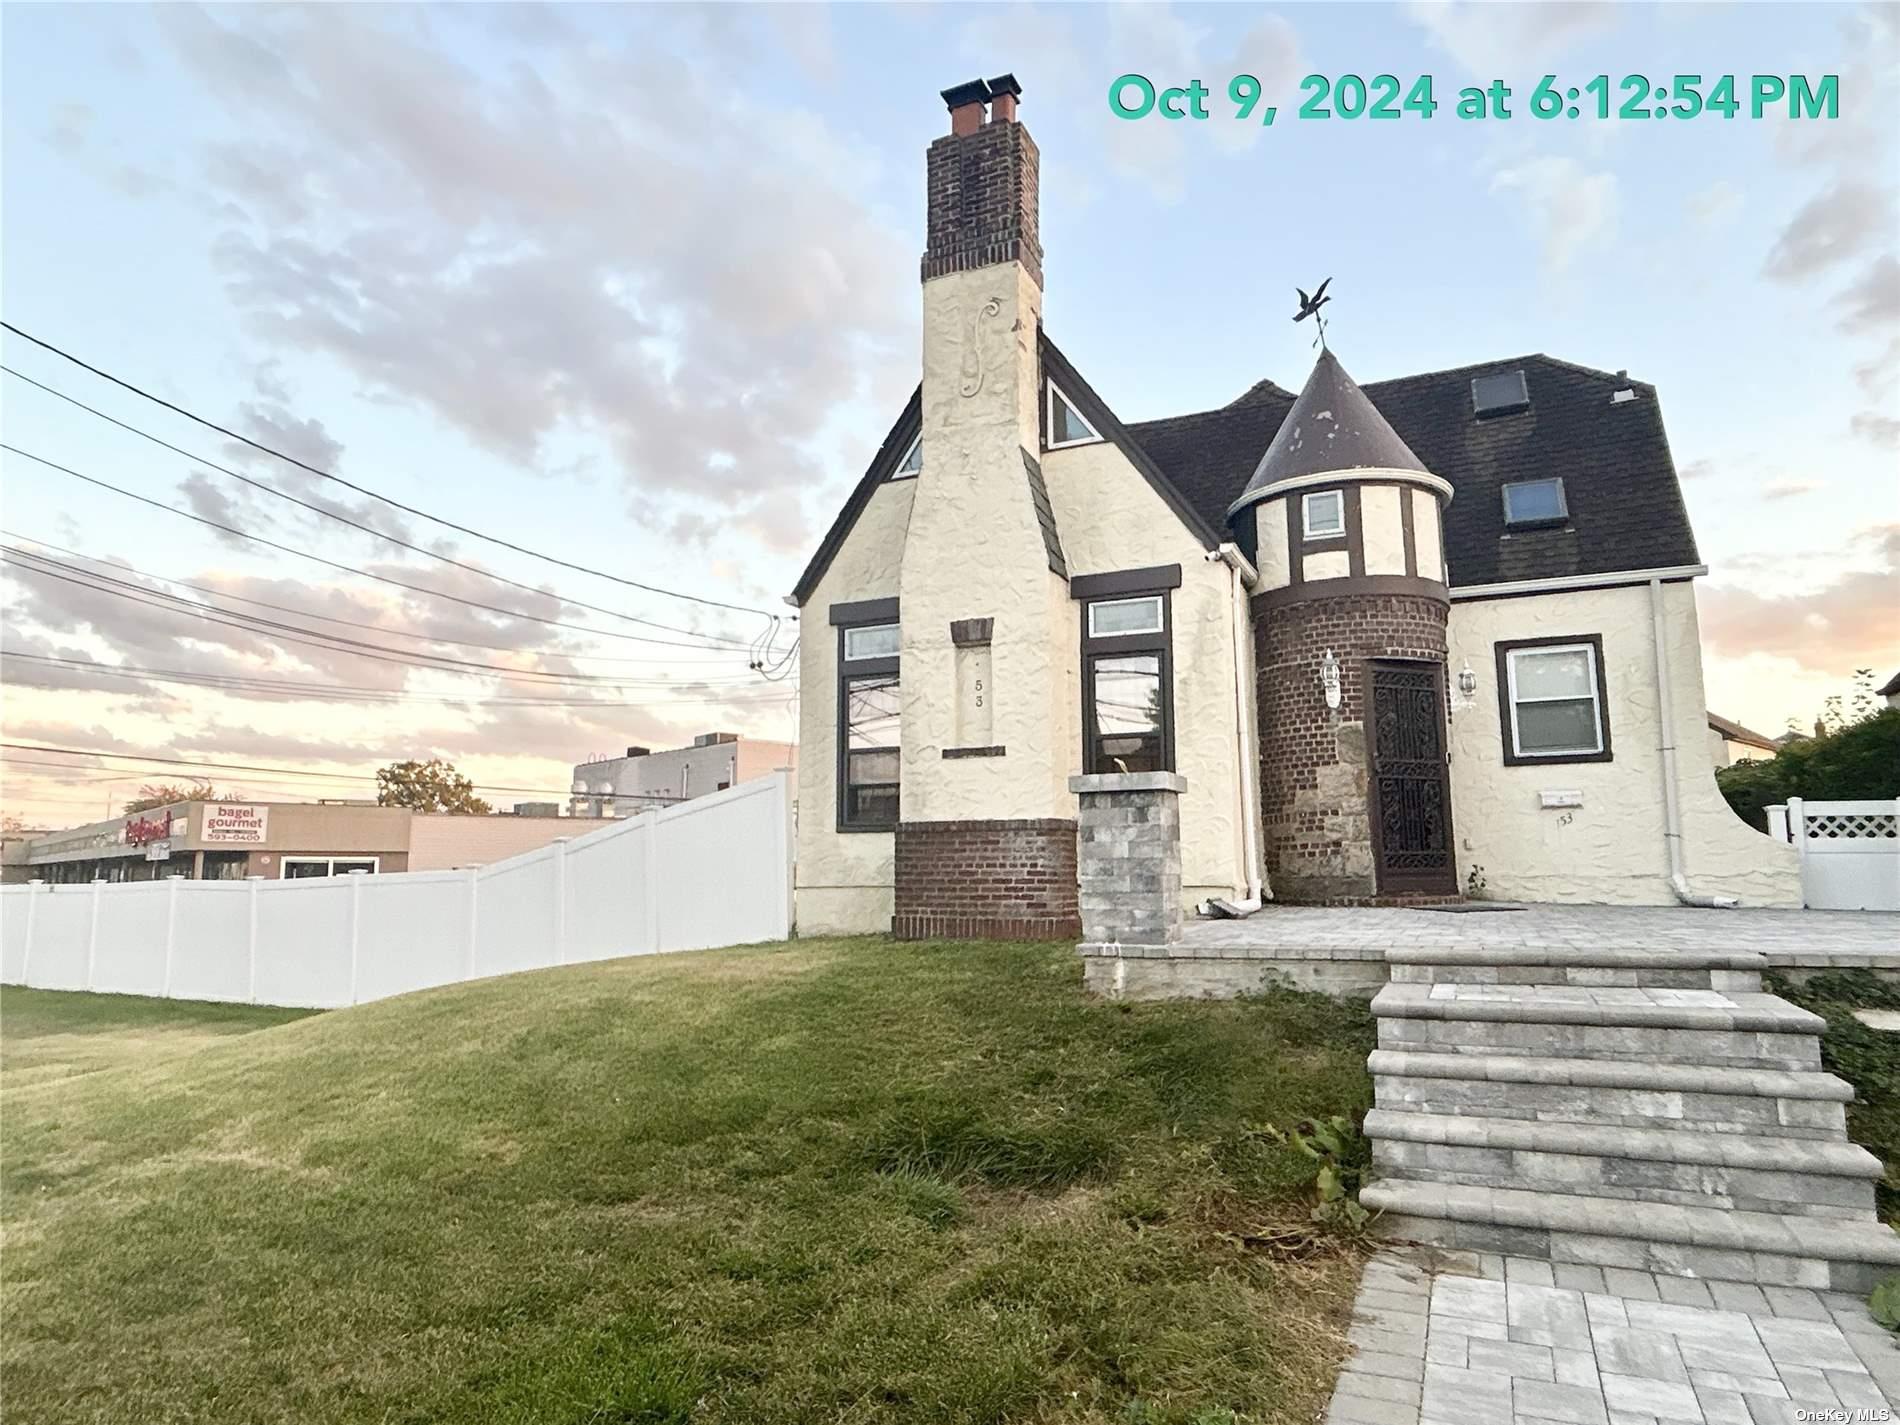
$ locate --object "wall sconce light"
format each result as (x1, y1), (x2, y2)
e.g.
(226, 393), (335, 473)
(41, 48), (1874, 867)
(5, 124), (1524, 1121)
(1456, 663), (1478, 698)
(1319, 649), (1342, 710)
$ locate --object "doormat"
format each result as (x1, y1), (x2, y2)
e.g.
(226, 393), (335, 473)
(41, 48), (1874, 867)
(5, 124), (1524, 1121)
(1423, 902), (1527, 913)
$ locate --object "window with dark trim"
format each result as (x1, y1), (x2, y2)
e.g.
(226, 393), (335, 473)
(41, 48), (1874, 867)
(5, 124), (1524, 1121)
(1494, 635), (1613, 765)
(1081, 590), (1173, 774)
(837, 618), (900, 829)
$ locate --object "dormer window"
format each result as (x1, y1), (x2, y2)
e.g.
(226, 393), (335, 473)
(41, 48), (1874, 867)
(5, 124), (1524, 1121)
(1472, 369), (1530, 418)
(891, 435), (921, 480)
(1502, 477), (1568, 527)
(1046, 383), (1100, 449)
(1302, 489), (1345, 539)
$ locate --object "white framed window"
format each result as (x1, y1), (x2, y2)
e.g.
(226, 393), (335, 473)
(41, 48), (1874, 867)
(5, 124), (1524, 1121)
(281, 856), (381, 879)
(1045, 382), (1100, 449)
(1502, 477), (1568, 526)
(1502, 640), (1608, 762)
(1086, 595), (1164, 638)
(1302, 489), (1345, 539)
(843, 622), (900, 661)
(891, 435), (921, 480)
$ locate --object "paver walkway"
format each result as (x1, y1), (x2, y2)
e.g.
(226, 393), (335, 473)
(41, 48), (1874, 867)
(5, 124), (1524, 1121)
(1186, 905), (1900, 966)
(1329, 1247), (1900, 1425)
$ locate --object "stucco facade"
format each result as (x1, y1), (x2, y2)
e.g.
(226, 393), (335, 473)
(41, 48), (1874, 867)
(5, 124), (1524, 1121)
(788, 74), (1795, 936)
(1445, 580), (1800, 906)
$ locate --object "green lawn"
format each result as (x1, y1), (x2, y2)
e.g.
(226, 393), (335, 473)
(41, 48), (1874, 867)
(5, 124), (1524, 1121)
(1767, 968), (1900, 1225)
(1, 937), (1375, 1424)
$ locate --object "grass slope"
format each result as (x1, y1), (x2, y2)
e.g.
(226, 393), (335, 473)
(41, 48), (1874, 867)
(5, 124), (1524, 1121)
(2, 938), (1375, 1425)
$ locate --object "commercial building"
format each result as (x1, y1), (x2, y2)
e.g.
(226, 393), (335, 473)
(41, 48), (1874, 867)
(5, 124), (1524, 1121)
(17, 801), (577, 884)
(570, 733), (797, 818)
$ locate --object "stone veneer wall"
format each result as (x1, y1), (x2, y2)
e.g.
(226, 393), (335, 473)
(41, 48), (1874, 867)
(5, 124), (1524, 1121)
(891, 819), (1079, 941)
(1253, 590), (1449, 903)
(1072, 773), (1184, 948)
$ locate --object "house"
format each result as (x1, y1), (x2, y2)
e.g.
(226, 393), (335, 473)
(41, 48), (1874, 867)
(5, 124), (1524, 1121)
(569, 733), (796, 819)
(1880, 671), (1900, 709)
(788, 75), (1798, 938)
(1708, 712), (1781, 765)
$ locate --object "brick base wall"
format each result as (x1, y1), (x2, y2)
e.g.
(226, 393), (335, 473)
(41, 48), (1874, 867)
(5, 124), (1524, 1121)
(892, 818), (1080, 941)
(1253, 590), (1449, 904)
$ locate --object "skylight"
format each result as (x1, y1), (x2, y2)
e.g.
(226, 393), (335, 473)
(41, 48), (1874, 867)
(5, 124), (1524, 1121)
(1472, 369), (1530, 418)
(1502, 477), (1568, 526)
(1046, 383), (1100, 448)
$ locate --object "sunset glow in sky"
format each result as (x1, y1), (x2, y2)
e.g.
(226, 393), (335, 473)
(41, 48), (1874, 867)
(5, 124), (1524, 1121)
(2, 2), (1895, 829)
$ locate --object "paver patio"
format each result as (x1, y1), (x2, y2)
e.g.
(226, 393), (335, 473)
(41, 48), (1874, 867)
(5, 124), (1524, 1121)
(1328, 1247), (1900, 1425)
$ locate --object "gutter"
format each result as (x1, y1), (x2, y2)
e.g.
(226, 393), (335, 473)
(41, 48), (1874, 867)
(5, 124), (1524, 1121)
(1648, 576), (1738, 909)
(1451, 564), (1707, 602)
(1204, 544), (1268, 914)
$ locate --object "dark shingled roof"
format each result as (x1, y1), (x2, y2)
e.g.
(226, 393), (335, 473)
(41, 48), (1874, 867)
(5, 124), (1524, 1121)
(1231, 350), (1427, 512)
(1708, 711), (1779, 752)
(1130, 353), (1701, 587)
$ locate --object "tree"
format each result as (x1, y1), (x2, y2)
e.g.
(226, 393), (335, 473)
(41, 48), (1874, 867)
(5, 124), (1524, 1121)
(123, 780), (219, 814)
(376, 759), (492, 815)
(1717, 709), (1900, 831)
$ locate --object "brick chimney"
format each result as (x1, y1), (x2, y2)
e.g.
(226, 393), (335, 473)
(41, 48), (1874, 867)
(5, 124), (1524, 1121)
(921, 73), (1041, 288)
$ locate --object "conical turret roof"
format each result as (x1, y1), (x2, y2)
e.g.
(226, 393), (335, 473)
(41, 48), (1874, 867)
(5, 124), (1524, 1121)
(1227, 349), (1429, 516)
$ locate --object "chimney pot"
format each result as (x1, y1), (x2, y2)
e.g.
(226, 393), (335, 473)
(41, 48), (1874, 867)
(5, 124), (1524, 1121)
(941, 77), (991, 136)
(986, 73), (1022, 123)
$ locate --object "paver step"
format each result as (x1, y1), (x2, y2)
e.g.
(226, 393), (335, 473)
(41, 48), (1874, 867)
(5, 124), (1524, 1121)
(1363, 1178), (1900, 1293)
(1365, 1109), (1879, 1218)
(1373, 984), (1824, 1069)
(1369, 1049), (1853, 1139)
(1386, 947), (1763, 991)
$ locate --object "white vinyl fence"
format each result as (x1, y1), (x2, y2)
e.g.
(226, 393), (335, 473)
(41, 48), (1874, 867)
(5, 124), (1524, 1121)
(1, 773), (792, 1008)
(1766, 797), (1900, 912)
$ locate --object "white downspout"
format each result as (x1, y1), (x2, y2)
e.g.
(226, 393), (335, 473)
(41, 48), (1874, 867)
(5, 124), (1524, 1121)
(1205, 544), (1267, 912)
(1649, 576), (1738, 908)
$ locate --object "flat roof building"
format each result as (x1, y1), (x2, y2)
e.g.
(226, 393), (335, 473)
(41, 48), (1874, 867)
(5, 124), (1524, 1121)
(571, 733), (796, 819)
(17, 800), (579, 884)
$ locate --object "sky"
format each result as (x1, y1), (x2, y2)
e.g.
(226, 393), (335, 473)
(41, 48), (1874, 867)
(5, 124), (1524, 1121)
(2, 1), (1895, 830)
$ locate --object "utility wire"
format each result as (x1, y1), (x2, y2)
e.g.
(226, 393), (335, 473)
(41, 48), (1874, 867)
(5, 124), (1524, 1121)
(0, 742), (613, 799)
(1, 554), (762, 690)
(3, 365), (752, 646)
(1, 546), (758, 686)
(0, 532), (735, 664)
(0, 444), (749, 651)
(0, 323), (771, 617)
(0, 649), (804, 710)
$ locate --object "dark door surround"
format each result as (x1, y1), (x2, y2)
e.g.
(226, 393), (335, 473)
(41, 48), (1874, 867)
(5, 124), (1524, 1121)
(1365, 658), (1458, 896)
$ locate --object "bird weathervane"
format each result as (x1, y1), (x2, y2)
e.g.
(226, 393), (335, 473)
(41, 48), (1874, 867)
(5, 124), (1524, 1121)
(1294, 278), (1332, 351)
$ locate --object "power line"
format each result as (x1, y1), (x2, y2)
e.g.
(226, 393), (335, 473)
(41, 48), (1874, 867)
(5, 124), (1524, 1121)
(2, 364), (755, 646)
(0, 532), (736, 664)
(1, 552), (762, 689)
(0, 444), (751, 651)
(0, 649), (801, 710)
(0, 322), (771, 617)
(2, 742), (596, 799)
(1, 545), (759, 686)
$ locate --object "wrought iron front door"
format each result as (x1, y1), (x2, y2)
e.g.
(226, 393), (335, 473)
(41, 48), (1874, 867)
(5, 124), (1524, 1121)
(1367, 660), (1456, 894)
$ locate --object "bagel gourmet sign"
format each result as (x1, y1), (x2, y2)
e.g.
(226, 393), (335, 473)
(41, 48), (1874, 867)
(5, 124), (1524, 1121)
(199, 803), (268, 844)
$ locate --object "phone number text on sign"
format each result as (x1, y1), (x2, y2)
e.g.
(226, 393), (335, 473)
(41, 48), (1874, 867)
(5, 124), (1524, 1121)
(1108, 74), (1839, 126)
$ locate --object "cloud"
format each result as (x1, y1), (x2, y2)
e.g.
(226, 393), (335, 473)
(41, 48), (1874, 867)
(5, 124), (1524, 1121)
(1678, 458), (1716, 481)
(1761, 481), (1824, 501)
(1405, 0), (1616, 75)
(154, 4), (913, 541)
(1489, 157), (1619, 274)
(1698, 525), (1900, 673)
(1850, 412), (1900, 449)
(1762, 181), (1896, 281)
(1837, 255), (1900, 334)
